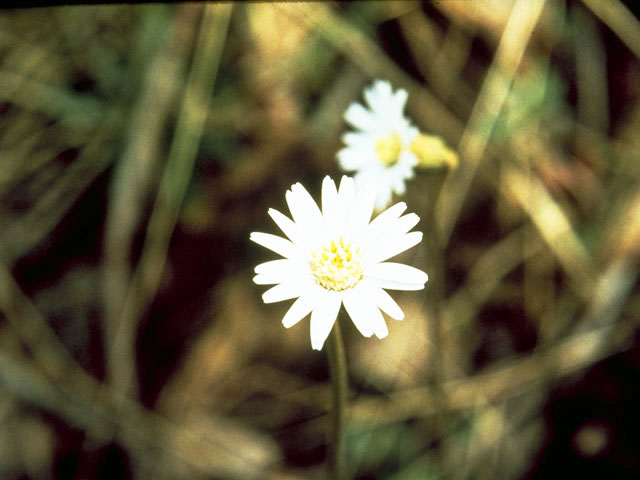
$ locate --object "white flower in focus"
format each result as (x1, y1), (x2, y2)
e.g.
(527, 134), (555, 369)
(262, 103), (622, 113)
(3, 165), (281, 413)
(338, 80), (420, 211)
(250, 175), (428, 351)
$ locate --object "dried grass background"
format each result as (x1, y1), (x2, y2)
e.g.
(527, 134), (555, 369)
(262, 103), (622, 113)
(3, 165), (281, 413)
(1, 1), (640, 479)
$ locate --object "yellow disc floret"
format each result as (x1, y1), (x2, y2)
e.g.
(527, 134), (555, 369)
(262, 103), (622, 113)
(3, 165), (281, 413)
(310, 237), (364, 291)
(375, 133), (402, 166)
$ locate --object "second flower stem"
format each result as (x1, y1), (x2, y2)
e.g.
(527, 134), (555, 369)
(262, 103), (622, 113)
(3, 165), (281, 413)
(327, 319), (348, 480)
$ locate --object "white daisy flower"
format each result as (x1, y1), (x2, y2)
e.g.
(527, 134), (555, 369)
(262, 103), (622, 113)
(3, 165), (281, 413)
(337, 80), (458, 211)
(338, 80), (420, 211)
(250, 175), (428, 351)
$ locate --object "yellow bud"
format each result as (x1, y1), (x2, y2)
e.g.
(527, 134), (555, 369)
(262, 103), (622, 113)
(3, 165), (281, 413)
(410, 133), (459, 169)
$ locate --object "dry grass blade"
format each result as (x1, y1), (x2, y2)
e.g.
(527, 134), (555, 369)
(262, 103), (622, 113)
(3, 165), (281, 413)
(443, 226), (544, 332)
(501, 164), (595, 295)
(0, 108), (118, 263)
(0, 351), (281, 479)
(0, 257), (283, 478)
(581, 0), (640, 60)
(435, 0), (547, 245)
(102, 3), (202, 401)
(0, 70), (103, 124)
(351, 313), (637, 426)
(0, 262), (96, 392)
(279, 2), (463, 140)
(573, 4), (609, 133)
(434, 0), (516, 39)
(108, 4), (232, 401)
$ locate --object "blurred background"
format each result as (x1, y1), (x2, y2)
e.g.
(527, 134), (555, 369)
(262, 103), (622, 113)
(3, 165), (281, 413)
(1, 1), (640, 479)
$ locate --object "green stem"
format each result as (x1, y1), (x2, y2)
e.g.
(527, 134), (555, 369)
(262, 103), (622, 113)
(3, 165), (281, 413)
(327, 319), (348, 480)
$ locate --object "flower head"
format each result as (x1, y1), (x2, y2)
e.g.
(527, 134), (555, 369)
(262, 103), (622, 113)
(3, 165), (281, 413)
(337, 80), (458, 211)
(250, 175), (428, 350)
(337, 80), (419, 211)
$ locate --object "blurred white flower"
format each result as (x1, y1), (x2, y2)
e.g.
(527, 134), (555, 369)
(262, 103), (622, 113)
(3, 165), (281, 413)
(250, 175), (428, 350)
(338, 80), (418, 211)
(338, 80), (458, 211)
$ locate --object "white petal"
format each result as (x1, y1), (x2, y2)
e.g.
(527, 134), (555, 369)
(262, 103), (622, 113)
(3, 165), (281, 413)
(337, 175), (356, 206)
(282, 292), (319, 328)
(392, 88), (408, 115)
(333, 176), (357, 232)
(369, 278), (426, 291)
(310, 290), (342, 350)
(254, 273), (281, 285)
(353, 165), (385, 184)
(341, 132), (374, 149)
(365, 80), (392, 112)
(358, 279), (405, 320)
(321, 175), (340, 233)
(373, 186), (393, 212)
(368, 262), (429, 287)
(398, 148), (419, 168)
(342, 285), (388, 339)
(321, 176), (338, 214)
(337, 147), (374, 171)
(344, 103), (376, 131)
(392, 213), (420, 237)
(342, 288), (374, 337)
(253, 263), (308, 285)
(392, 178), (407, 195)
(364, 90), (381, 113)
(286, 183), (323, 238)
(262, 282), (302, 303)
(372, 307), (389, 339)
(373, 79), (391, 92)
(347, 180), (376, 237)
(366, 231), (423, 264)
(250, 232), (299, 259)
(255, 258), (295, 275)
(352, 168), (394, 213)
(361, 202), (407, 247)
(268, 208), (303, 246)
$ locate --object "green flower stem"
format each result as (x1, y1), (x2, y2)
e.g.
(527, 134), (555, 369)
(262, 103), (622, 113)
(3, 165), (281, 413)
(327, 319), (348, 480)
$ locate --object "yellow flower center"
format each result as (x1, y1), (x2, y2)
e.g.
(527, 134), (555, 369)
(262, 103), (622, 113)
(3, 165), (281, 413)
(310, 237), (364, 291)
(375, 133), (402, 166)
